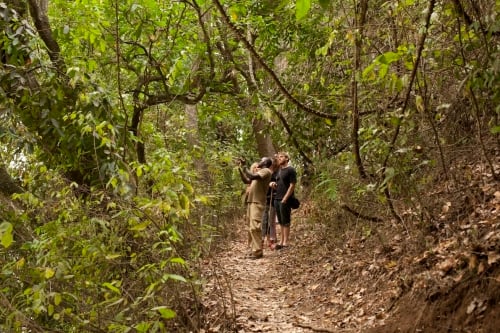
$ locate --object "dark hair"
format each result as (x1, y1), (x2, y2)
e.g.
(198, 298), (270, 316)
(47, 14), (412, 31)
(259, 157), (272, 168)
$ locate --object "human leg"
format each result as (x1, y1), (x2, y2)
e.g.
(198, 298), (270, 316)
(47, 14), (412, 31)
(246, 204), (252, 252)
(268, 206), (277, 248)
(261, 203), (270, 241)
(274, 200), (285, 246)
(274, 200), (281, 237)
(280, 202), (292, 246)
(282, 225), (290, 246)
(269, 206), (276, 239)
(249, 203), (264, 257)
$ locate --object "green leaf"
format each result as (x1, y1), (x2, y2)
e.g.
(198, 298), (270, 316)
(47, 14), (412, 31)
(170, 257), (186, 265)
(152, 306), (177, 319)
(105, 254), (122, 260)
(54, 293), (62, 306)
(129, 221), (150, 231)
(490, 125), (500, 134)
(379, 64), (389, 79)
(45, 267), (56, 279)
(0, 222), (14, 248)
(102, 282), (121, 294)
(378, 52), (400, 65)
(179, 193), (190, 210)
(318, 0), (330, 9)
(135, 322), (151, 333)
(48, 304), (54, 316)
(296, 0), (311, 21)
(162, 273), (187, 283)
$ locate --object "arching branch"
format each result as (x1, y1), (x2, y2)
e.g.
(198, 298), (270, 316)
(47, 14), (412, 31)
(211, 0), (337, 121)
(341, 204), (383, 223)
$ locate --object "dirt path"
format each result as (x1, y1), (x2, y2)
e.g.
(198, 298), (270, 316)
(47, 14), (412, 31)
(202, 215), (342, 333)
(201, 209), (500, 333)
(201, 160), (500, 333)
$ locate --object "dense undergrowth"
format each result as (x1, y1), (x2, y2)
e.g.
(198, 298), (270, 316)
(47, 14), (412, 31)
(1, 1), (499, 332)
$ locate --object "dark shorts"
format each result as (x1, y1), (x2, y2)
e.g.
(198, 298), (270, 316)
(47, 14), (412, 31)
(274, 200), (291, 226)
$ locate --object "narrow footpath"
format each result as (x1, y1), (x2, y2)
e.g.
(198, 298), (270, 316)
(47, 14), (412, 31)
(201, 212), (351, 333)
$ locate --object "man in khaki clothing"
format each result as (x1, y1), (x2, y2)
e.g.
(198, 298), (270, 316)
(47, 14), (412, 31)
(238, 157), (273, 259)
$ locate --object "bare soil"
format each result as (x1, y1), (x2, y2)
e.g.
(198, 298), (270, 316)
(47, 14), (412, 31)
(202, 165), (499, 332)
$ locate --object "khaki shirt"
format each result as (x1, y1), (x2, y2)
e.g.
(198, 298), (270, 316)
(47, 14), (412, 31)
(246, 168), (272, 204)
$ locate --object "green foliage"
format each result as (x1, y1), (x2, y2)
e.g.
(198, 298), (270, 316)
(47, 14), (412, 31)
(296, 0), (311, 21)
(0, 221), (13, 248)
(0, 3), (35, 66)
(0, 160), (199, 332)
(2, 0), (500, 330)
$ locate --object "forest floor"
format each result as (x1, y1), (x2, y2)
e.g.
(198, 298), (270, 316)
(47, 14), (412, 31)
(201, 160), (499, 333)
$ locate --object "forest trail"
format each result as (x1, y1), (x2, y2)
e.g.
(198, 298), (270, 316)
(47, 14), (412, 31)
(201, 177), (500, 333)
(202, 241), (321, 332)
(201, 211), (363, 333)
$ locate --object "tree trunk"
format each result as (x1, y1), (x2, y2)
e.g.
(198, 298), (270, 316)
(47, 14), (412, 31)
(351, 0), (368, 179)
(186, 103), (212, 183)
(0, 165), (23, 196)
(252, 116), (276, 158)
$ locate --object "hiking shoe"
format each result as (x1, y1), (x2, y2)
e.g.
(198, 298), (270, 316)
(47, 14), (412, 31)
(245, 253), (263, 260)
(249, 254), (263, 260)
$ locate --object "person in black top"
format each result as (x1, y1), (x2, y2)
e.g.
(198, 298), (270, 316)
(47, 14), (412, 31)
(272, 152), (297, 249)
(262, 157), (279, 249)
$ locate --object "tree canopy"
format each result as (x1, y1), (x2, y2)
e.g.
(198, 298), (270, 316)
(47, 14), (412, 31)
(1, 0), (498, 331)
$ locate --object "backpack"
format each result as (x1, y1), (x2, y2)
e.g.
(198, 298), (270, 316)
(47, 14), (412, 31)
(289, 196), (300, 209)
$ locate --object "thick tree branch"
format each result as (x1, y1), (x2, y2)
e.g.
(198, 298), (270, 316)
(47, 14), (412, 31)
(27, 0), (66, 74)
(270, 104), (314, 166)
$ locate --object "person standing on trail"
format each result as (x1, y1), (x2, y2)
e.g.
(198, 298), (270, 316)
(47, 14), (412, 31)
(272, 152), (297, 250)
(238, 157), (273, 259)
(262, 157), (279, 250)
(243, 162), (260, 204)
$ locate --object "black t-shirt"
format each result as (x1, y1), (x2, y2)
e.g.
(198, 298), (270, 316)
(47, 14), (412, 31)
(266, 171), (278, 203)
(275, 166), (297, 200)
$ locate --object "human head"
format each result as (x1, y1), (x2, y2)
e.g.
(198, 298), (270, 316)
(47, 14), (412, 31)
(277, 152), (290, 166)
(258, 157), (272, 168)
(270, 157), (279, 171)
(250, 162), (259, 173)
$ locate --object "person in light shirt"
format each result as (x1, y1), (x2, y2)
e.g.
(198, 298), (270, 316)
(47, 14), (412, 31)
(238, 157), (273, 259)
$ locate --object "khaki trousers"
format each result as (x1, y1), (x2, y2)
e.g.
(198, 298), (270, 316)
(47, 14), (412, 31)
(246, 202), (264, 255)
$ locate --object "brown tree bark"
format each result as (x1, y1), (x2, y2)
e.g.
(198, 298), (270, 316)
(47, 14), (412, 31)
(27, 0), (66, 74)
(351, 0), (368, 179)
(0, 164), (23, 196)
